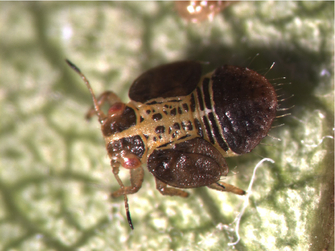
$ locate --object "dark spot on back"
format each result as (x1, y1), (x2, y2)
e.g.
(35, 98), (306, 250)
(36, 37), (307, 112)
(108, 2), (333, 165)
(190, 94), (195, 112)
(182, 103), (189, 112)
(155, 126), (165, 134)
(152, 113), (163, 121)
(173, 123), (180, 130)
(194, 118), (203, 137)
(178, 107), (182, 114)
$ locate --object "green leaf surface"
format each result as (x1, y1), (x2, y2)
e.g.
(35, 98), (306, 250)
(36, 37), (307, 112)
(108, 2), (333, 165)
(0, 2), (333, 251)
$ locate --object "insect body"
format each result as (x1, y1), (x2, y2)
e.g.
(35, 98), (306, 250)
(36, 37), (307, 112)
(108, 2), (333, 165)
(66, 60), (277, 229)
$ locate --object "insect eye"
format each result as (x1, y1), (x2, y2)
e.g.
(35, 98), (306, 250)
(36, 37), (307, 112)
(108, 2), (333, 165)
(108, 102), (125, 116)
(120, 153), (141, 169)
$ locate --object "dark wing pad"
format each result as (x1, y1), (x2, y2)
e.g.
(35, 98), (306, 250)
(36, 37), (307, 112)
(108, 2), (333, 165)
(129, 61), (202, 103)
(147, 138), (228, 188)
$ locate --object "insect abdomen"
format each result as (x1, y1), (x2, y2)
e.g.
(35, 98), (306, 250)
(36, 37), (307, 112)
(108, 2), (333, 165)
(192, 65), (277, 155)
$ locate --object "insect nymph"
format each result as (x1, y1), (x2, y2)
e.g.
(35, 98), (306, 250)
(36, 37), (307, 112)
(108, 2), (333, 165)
(66, 60), (277, 229)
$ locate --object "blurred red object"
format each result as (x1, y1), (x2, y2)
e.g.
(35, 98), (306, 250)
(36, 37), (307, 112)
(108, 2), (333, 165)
(175, 1), (234, 23)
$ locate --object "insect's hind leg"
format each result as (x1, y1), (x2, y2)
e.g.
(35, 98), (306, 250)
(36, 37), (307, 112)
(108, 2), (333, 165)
(86, 91), (122, 119)
(207, 182), (246, 195)
(155, 179), (189, 198)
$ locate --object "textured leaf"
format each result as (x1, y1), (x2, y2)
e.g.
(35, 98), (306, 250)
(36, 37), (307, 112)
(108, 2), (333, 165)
(0, 2), (333, 251)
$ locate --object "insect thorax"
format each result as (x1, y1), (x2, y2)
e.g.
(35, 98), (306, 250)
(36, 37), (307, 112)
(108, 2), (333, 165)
(104, 95), (203, 162)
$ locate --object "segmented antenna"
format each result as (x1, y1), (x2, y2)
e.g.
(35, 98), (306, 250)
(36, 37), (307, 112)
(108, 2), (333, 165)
(65, 59), (105, 122)
(66, 59), (134, 230)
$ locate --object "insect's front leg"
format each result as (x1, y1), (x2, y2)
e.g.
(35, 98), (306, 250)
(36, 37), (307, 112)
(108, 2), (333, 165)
(86, 91), (122, 120)
(110, 158), (144, 198)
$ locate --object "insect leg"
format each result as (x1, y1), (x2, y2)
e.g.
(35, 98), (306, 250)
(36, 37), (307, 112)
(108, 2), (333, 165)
(86, 91), (122, 120)
(155, 179), (189, 198)
(207, 182), (246, 195)
(111, 161), (144, 198)
(110, 160), (136, 229)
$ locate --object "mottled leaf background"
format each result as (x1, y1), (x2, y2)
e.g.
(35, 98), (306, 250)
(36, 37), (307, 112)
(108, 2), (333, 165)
(0, 2), (333, 251)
